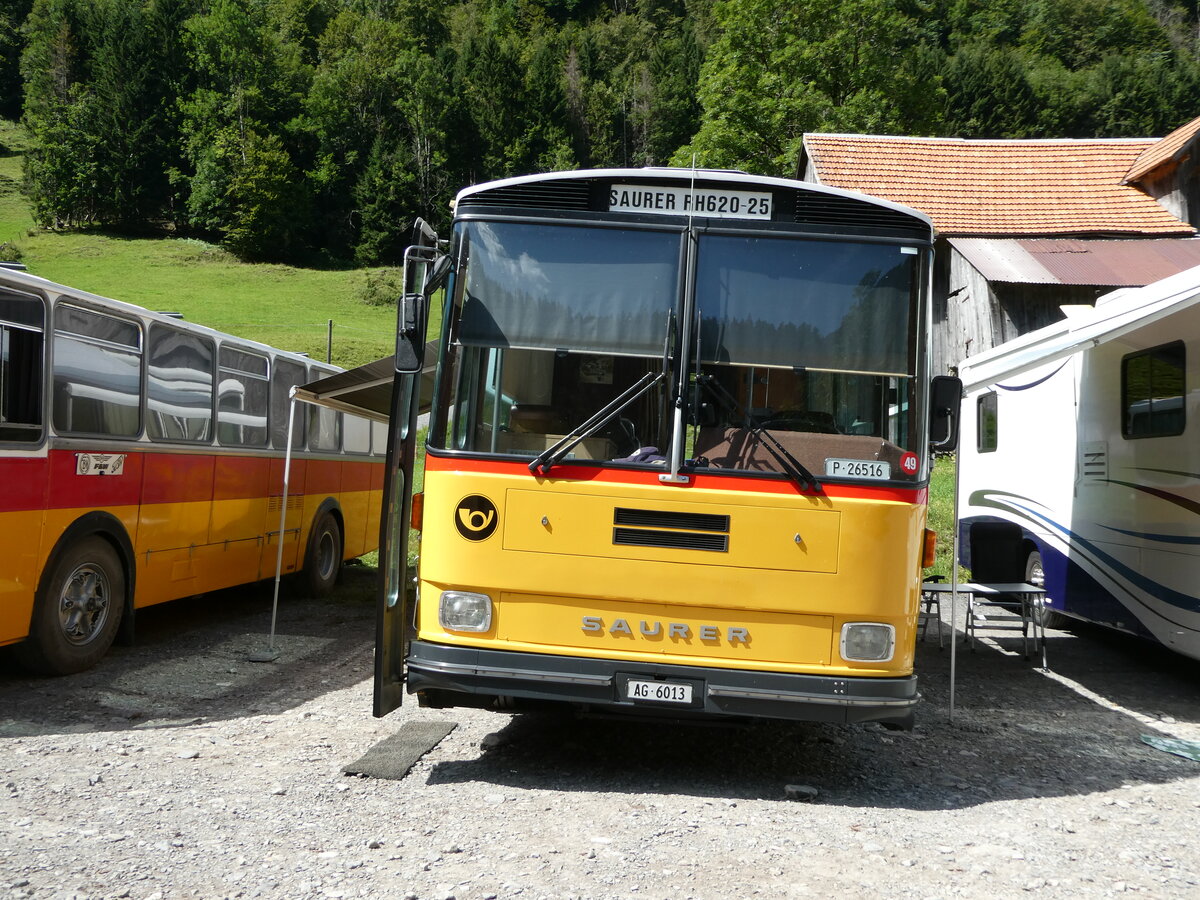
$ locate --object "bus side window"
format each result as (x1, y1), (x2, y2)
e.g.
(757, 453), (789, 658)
(344, 412), (371, 454)
(146, 325), (215, 442)
(307, 365), (342, 452)
(52, 303), (142, 437)
(217, 345), (269, 447)
(0, 291), (45, 443)
(270, 358), (307, 450)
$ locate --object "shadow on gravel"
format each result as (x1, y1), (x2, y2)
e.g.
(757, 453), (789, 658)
(424, 625), (1200, 811)
(0, 562), (378, 738)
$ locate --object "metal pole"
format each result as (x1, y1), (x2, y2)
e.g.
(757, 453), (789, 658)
(326, 319), (333, 364)
(250, 391), (298, 663)
(949, 447), (961, 722)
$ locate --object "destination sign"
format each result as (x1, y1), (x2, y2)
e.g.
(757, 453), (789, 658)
(608, 184), (773, 219)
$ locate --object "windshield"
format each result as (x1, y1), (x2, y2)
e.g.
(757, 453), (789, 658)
(689, 235), (922, 482)
(440, 221), (681, 462)
(433, 220), (924, 482)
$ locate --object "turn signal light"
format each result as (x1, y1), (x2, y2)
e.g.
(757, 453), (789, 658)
(922, 528), (937, 568)
(411, 492), (424, 531)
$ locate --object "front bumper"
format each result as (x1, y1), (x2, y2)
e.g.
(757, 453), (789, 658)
(406, 640), (919, 726)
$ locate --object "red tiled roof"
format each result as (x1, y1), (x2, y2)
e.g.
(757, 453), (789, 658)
(1124, 115), (1200, 184)
(803, 133), (1195, 237)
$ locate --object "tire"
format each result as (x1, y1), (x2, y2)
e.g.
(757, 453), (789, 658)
(303, 511), (343, 598)
(16, 537), (125, 675)
(1026, 549), (1069, 630)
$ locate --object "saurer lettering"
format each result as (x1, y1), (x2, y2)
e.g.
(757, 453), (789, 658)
(582, 616), (750, 644)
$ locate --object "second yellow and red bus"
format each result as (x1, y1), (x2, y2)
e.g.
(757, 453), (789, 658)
(0, 267), (385, 674)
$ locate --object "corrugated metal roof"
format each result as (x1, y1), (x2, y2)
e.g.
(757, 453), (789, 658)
(803, 133), (1195, 237)
(949, 237), (1200, 286)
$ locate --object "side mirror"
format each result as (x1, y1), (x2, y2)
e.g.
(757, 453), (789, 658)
(929, 374), (963, 452)
(395, 292), (427, 374)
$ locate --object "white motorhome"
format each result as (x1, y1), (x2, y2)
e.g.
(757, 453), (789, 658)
(957, 265), (1200, 660)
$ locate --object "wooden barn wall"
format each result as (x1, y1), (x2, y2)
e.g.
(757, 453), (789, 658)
(932, 244), (1103, 374)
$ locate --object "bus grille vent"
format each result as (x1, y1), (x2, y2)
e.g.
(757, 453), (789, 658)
(612, 507), (730, 552)
(459, 181), (593, 211)
(613, 507), (729, 532)
(788, 192), (930, 239)
(613, 527), (729, 552)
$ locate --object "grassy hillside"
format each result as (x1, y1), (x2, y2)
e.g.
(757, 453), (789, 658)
(0, 121), (400, 370)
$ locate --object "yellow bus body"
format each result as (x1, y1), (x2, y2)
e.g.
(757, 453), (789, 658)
(415, 465), (925, 679)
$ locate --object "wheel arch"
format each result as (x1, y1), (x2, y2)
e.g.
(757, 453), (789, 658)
(37, 511), (136, 642)
(310, 497), (345, 552)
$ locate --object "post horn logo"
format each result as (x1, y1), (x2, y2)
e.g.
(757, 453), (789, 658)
(454, 495), (498, 541)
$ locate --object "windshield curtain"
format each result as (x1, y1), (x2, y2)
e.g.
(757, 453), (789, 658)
(458, 221), (681, 356)
(695, 235), (916, 376)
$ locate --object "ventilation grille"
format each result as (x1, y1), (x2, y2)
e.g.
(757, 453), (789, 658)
(613, 527), (729, 552)
(1081, 442), (1107, 480)
(458, 181), (593, 211)
(789, 192), (930, 239)
(613, 507), (729, 532)
(612, 507), (730, 552)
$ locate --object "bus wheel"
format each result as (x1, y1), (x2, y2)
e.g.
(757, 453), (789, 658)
(304, 512), (343, 597)
(17, 537), (125, 675)
(1026, 550), (1068, 630)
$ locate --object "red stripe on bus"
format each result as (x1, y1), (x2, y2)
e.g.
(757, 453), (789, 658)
(341, 460), (374, 492)
(304, 459), (342, 495)
(213, 455), (271, 501)
(423, 454), (928, 504)
(0, 457), (50, 512)
(44, 449), (144, 509)
(142, 452), (215, 504)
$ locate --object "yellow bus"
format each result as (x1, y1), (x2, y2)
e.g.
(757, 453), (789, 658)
(0, 268), (385, 674)
(373, 169), (960, 728)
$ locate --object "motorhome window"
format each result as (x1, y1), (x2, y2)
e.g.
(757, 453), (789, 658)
(0, 292), (44, 442)
(52, 304), (142, 437)
(270, 358), (307, 450)
(147, 326), (214, 442)
(217, 346), (269, 447)
(977, 392), (998, 452)
(1121, 341), (1185, 439)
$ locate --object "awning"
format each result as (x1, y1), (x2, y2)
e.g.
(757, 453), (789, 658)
(293, 340), (438, 422)
(949, 237), (1200, 287)
(958, 264), (1200, 390)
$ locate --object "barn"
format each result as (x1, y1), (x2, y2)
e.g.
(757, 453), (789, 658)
(801, 115), (1200, 375)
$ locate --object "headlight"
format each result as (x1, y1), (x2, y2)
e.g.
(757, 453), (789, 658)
(439, 591), (492, 633)
(840, 623), (895, 662)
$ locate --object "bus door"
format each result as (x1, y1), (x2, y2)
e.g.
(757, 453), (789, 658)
(374, 221), (442, 717)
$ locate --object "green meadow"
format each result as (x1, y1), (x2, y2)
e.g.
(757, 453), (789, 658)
(0, 121), (398, 370)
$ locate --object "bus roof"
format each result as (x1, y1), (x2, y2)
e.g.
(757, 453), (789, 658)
(454, 167), (934, 231)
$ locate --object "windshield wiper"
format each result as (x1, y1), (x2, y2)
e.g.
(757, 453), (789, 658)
(529, 370), (666, 475)
(696, 374), (822, 491)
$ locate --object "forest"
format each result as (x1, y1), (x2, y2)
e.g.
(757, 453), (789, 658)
(1, 0), (1199, 266)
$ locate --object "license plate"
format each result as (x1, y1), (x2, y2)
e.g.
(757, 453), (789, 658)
(626, 680), (693, 704)
(824, 458), (891, 480)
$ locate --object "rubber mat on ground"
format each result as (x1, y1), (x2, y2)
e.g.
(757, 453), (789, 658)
(343, 720), (458, 779)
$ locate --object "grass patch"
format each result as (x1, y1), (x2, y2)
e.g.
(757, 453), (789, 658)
(0, 120), (436, 370)
(925, 453), (970, 583)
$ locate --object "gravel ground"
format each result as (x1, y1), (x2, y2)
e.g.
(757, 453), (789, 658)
(2, 564), (1199, 900)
